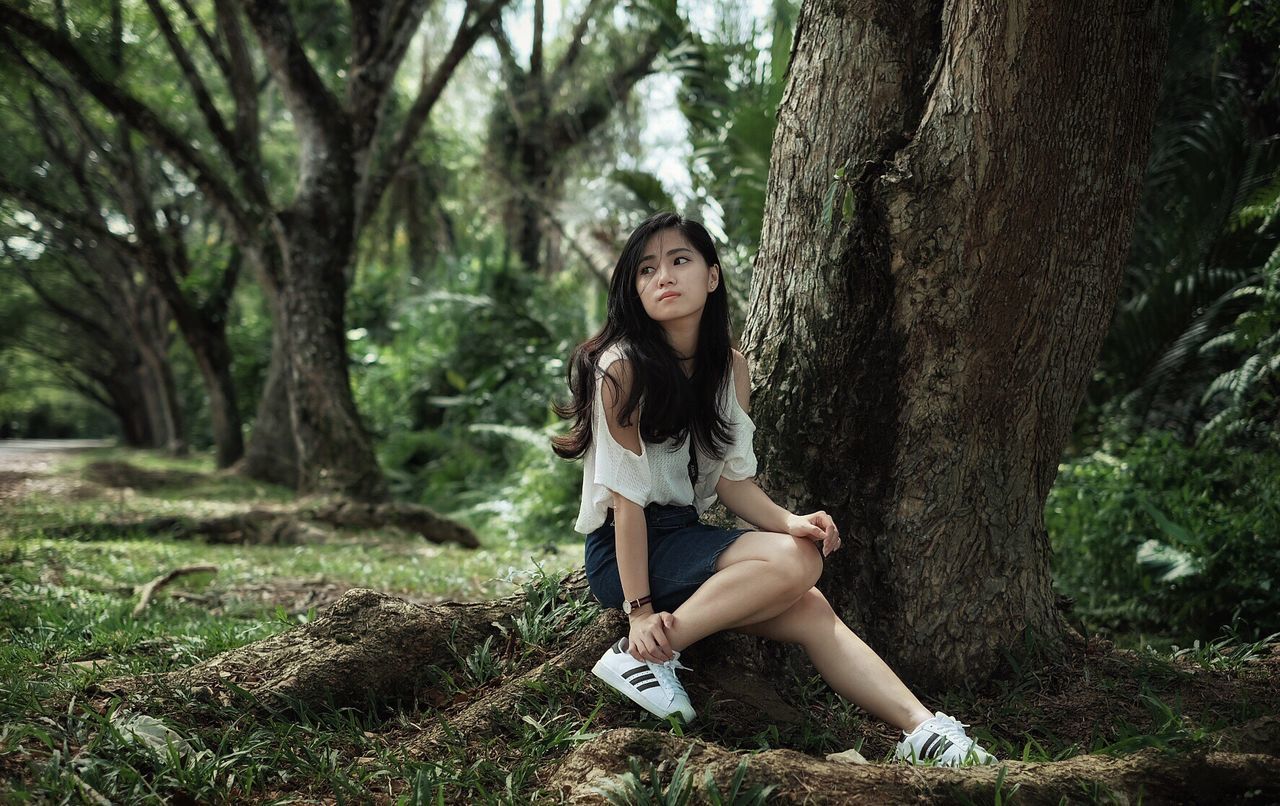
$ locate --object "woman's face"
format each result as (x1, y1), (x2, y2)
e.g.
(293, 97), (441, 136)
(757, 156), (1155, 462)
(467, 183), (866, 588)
(634, 228), (719, 327)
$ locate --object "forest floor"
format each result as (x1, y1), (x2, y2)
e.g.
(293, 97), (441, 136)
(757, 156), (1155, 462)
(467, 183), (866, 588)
(2, 443), (1279, 803)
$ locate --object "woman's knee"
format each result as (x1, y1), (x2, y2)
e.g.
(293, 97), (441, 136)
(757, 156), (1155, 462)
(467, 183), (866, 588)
(765, 534), (823, 593)
(717, 531), (823, 593)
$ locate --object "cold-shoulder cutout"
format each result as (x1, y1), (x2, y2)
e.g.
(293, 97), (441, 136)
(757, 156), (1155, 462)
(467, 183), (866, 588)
(587, 348), (651, 509)
(600, 358), (643, 458)
(571, 342), (758, 533)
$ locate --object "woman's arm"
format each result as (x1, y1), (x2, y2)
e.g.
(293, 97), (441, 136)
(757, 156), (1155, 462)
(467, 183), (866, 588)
(715, 349), (842, 555)
(716, 476), (841, 557)
(601, 359), (674, 661)
(714, 476), (794, 533)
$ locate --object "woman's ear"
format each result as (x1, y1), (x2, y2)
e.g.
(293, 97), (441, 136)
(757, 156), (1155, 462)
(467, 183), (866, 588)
(709, 264), (720, 291)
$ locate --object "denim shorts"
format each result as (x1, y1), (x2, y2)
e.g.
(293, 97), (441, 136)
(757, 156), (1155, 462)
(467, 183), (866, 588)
(584, 502), (754, 613)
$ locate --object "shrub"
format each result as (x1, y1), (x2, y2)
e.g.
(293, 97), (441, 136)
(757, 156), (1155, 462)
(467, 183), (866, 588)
(1047, 430), (1280, 639)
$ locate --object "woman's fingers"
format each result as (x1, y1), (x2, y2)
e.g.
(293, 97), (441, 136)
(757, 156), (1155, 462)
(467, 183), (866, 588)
(650, 624), (672, 659)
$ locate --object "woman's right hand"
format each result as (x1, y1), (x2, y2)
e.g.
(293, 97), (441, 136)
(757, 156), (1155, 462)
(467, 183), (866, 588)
(627, 610), (676, 663)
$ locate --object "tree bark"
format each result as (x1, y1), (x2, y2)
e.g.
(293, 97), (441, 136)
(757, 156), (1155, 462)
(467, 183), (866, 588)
(276, 206), (385, 501)
(188, 327), (244, 469)
(743, 0), (1172, 688)
(103, 371), (154, 447)
(237, 311), (300, 490)
(550, 724), (1280, 805)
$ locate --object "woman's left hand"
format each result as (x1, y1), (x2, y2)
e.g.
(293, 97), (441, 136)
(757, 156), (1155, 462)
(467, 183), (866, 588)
(785, 511), (841, 556)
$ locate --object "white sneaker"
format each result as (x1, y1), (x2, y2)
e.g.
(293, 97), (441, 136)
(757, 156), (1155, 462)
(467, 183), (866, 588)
(895, 711), (997, 766)
(591, 638), (696, 722)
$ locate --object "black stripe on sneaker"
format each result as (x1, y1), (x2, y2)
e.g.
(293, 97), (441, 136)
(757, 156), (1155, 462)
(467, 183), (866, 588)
(629, 673), (657, 685)
(621, 666), (651, 680)
(920, 733), (942, 759)
(635, 681), (662, 692)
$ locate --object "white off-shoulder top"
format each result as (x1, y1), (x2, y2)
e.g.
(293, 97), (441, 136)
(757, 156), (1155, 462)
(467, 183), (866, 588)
(573, 343), (758, 534)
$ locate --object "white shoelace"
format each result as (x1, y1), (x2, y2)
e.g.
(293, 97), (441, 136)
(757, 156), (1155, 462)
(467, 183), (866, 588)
(927, 714), (976, 756)
(648, 657), (691, 705)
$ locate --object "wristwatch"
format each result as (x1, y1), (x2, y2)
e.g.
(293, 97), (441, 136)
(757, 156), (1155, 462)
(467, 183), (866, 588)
(622, 594), (652, 615)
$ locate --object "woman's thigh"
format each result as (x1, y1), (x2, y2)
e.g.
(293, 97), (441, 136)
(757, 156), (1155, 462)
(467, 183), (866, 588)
(713, 529), (823, 572)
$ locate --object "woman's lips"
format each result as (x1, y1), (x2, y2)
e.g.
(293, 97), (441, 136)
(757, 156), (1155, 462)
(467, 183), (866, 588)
(659, 292), (681, 301)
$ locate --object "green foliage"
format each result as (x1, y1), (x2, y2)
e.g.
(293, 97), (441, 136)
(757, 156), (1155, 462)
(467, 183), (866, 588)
(1157, 625), (1280, 673)
(593, 746), (697, 806)
(348, 242), (589, 546)
(504, 563), (602, 651)
(1085, 0), (1280, 447)
(1047, 431), (1280, 638)
(676, 0), (795, 256)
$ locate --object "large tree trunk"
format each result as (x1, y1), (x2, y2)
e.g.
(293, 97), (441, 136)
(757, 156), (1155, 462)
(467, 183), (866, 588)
(188, 327), (244, 469)
(104, 371), (154, 447)
(128, 287), (187, 456)
(237, 309), (300, 490)
(275, 184), (386, 502)
(742, 0), (1172, 688)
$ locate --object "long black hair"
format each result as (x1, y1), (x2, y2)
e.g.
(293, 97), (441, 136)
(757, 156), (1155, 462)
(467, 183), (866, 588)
(552, 212), (736, 462)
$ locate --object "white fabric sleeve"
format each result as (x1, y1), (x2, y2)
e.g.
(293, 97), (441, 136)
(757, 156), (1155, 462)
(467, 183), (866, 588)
(719, 385), (758, 481)
(590, 367), (652, 507)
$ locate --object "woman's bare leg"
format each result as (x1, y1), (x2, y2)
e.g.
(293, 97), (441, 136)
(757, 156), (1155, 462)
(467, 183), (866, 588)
(662, 531), (822, 653)
(736, 587), (933, 734)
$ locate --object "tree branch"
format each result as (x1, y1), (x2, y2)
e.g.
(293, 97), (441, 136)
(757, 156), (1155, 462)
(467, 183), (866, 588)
(171, 0), (232, 79)
(347, 0), (433, 182)
(548, 0), (612, 93)
(486, 15), (523, 79)
(240, 0), (347, 162)
(142, 0), (255, 192)
(212, 0), (267, 203)
(0, 177), (128, 251)
(357, 0), (511, 230)
(11, 260), (115, 345)
(547, 30), (664, 152)
(0, 4), (256, 241)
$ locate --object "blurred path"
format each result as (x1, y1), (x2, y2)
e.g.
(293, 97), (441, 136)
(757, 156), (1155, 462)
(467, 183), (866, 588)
(0, 439), (114, 472)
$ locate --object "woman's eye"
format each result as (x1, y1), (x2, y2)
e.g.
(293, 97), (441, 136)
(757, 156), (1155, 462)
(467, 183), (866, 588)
(639, 266), (654, 275)
(674, 256), (689, 265)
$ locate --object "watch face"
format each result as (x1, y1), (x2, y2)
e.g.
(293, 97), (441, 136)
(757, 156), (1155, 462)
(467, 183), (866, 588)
(622, 601), (632, 614)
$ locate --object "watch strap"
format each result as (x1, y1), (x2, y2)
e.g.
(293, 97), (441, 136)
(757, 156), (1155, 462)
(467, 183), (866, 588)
(623, 594), (652, 614)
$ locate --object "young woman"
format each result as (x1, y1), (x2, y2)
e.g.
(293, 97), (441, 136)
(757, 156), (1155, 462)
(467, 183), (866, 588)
(552, 212), (996, 766)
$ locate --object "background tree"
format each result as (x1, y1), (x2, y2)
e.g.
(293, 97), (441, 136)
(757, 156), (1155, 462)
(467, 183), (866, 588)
(0, 219), (183, 451)
(742, 0), (1174, 687)
(0, 41), (247, 467)
(483, 0), (684, 278)
(1, 0), (508, 499)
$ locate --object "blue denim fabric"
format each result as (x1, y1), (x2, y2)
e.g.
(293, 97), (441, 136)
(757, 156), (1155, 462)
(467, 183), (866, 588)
(584, 502), (753, 613)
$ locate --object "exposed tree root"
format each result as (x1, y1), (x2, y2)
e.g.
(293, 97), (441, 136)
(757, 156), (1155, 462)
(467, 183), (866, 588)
(40, 502), (478, 547)
(407, 610), (625, 757)
(550, 723), (1280, 804)
(98, 588), (524, 711)
(92, 579), (1279, 802)
(42, 512), (334, 545)
(82, 460), (203, 491)
(299, 499), (478, 547)
(131, 565), (217, 617)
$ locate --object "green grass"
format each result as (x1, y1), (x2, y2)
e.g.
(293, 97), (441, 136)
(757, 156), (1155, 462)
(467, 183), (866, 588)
(0, 445), (589, 802)
(1, 446), (1276, 802)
